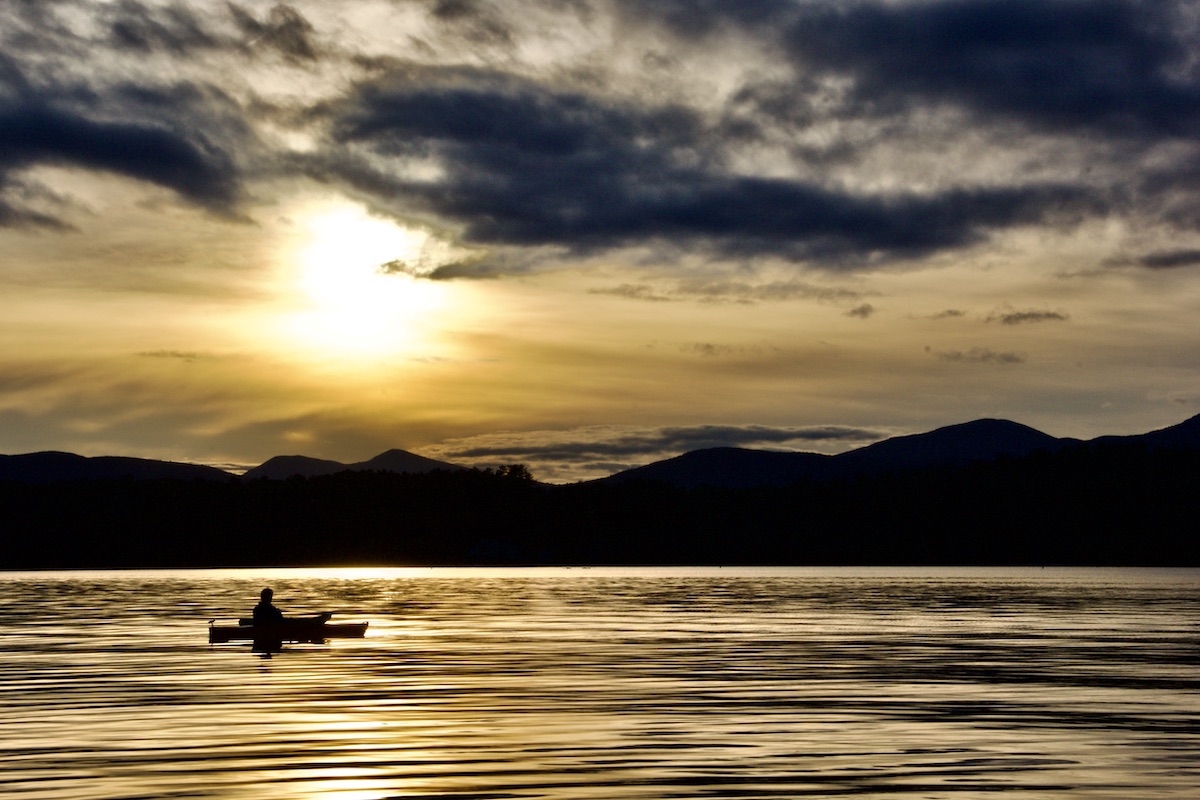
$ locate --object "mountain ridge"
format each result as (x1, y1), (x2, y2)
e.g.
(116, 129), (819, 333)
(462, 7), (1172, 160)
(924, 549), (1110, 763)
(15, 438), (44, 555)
(0, 452), (233, 483)
(242, 449), (465, 480)
(2, 413), (1199, 485)
(597, 414), (1200, 488)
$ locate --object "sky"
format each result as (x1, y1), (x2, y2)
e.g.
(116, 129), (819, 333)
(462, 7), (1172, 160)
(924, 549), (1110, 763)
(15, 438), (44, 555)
(2, 0), (1199, 482)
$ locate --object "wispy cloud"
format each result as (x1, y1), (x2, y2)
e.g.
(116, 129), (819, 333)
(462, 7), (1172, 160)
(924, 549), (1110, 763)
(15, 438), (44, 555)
(986, 308), (1070, 325)
(588, 283), (675, 302)
(137, 350), (204, 361)
(230, 3), (323, 63)
(675, 279), (865, 304)
(1137, 249), (1200, 269)
(926, 346), (1026, 364)
(590, 278), (864, 305)
(684, 342), (764, 358)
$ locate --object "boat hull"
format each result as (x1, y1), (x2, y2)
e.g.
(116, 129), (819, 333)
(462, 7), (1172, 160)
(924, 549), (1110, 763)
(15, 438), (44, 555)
(208, 621), (368, 644)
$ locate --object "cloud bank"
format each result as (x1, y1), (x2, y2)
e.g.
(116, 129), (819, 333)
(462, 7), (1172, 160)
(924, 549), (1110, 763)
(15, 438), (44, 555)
(2, 0), (1196, 272)
(425, 422), (887, 482)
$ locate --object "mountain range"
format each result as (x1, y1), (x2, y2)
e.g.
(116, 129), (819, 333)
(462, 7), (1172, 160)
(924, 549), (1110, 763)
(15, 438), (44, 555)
(602, 418), (1069, 488)
(607, 413), (1200, 488)
(2, 413), (1199, 486)
(0, 452), (233, 483)
(241, 449), (464, 480)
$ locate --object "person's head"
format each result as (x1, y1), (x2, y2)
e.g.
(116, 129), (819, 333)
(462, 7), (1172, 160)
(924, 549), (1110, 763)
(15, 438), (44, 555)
(260, 587), (273, 602)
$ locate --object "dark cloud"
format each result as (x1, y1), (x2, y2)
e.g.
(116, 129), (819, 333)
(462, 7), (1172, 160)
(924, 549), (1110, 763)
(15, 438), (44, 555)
(424, 261), (505, 280)
(313, 69), (1105, 266)
(433, 0), (482, 19)
(623, 0), (1200, 241)
(846, 303), (874, 318)
(987, 309), (1069, 325)
(618, 0), (1200, 138)
(4, 0), (1198, 265)
(0, 102), (243, 214)
(774, 0), (1200, 139)
(0, 21), (256, 226)
(1137, 249), (1200, 269)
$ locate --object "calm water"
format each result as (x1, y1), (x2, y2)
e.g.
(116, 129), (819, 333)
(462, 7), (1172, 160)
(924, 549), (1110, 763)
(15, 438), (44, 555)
(0, 567), (1196, 800)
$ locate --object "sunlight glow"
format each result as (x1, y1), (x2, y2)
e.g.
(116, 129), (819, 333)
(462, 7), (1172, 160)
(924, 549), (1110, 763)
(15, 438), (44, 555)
(284, 203), (450, 358)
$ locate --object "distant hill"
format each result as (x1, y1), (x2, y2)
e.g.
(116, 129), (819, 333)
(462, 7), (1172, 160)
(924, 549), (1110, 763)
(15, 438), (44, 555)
(4, 413), (1199, 486)
(600, 414), (1200, 488)
(0, 448), (465, 483)
(238, 455), (346, 480)
(242, 448), (465, 480)
(1089, 412), (1200, 451)
(833, 418), (1065, 475)
(0, 452), (233, 483)
(603, 447), (833, 488)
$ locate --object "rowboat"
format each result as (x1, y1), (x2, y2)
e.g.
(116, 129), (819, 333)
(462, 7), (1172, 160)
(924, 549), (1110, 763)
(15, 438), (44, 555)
(208, 614), (368, 645)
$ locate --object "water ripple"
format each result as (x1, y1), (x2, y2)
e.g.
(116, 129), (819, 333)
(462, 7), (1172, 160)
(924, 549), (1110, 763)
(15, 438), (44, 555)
(0, 567), (1197, 799)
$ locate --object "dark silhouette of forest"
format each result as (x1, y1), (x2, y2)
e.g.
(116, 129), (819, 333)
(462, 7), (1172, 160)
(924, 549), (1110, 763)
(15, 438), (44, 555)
(3, 440), (1196, 568)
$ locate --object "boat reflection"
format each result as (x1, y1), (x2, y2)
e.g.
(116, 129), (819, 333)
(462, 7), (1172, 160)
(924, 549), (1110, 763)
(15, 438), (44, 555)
(208, 617), (369, 652)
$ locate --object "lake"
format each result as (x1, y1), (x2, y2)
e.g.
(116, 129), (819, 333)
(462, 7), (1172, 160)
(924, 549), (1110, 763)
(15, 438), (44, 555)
(0, 567), (1196, 799)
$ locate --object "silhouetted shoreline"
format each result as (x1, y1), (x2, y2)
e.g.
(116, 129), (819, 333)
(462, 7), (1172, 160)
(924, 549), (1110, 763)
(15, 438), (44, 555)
(3, 435), (1197, 568)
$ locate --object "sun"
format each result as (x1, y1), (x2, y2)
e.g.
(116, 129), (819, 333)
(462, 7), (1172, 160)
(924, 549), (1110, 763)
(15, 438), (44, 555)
(282, 202), (450, 358)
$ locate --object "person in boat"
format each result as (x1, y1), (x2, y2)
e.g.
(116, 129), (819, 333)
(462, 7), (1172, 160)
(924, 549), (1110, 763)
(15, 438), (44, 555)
(253, 587), (285, 624)
(249, 588), (330, 627)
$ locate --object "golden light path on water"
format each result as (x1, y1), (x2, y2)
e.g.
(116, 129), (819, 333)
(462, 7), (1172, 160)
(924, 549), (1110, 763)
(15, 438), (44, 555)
(0, 567), (1197, 800)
